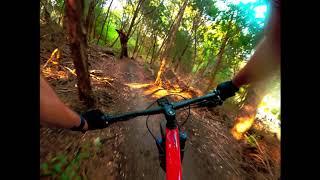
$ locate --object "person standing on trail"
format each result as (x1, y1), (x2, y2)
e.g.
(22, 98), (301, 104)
(40, 0), (279, 131)
(40, 75), (107, 132)
(215, 0), (280, 100)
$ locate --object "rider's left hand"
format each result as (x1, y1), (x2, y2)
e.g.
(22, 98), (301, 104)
(81, 109), (108, 130)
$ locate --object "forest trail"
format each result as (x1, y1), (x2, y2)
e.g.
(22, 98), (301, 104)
(41, 0), (280, 177)
(40, 25), (280, 180)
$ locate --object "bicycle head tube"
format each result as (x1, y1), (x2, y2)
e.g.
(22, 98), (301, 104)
(157, 97), (177, 129)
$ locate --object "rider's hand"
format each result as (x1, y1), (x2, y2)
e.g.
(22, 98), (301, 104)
(216, 80), (239, 101)
(81, 109), (108, 130)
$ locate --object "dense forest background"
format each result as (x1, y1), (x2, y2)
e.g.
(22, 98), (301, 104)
(40, 0), (279, 119)
(40, 0), (280, 179)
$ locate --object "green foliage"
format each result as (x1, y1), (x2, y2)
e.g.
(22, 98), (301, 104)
(246, 134), (258, 147)
(41, 0), (270, 84)
(40, 150), (90, 179)
(245, 132), (262, 148)
(271, 108), (278, 116)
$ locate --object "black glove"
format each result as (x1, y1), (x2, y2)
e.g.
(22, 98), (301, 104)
(216, 80), (239, 101)
(81, 109), (108, 130)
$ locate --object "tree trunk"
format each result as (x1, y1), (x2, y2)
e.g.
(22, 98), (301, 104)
(116, 29), (129, 58)
(155, 14), (175, 60)
(174, 43), (189, 72)
(110, 35), (119, 47)
(195, 49), (213, 78)
(85, 0), (96, 42)
(192, 15), (198, 65)
(154, 0), (189, 86)
(127, 0), (145, 37)
(58, 0), (65, 25)
(206, 13), (235, 91)
(146, 48), (151, 60)
(104, 0), (116, 44)
(146, 33), (155, 60)
(116, 0), (145, 58)
(211, 35), (229, 78)
(104, 13), (112, 44)
(40, 0), (52, 24)
(93, 5), (103, 39)
(65, 0), (95, 108)
(132, 29), (141, 58)
(97, 0), (113, 44)
(150, 34), (157, 64)
(134, 34), (145, 59)
(205, 35), (230, 91)
(172, 51), (179, 64)
(192, 11), (204, 66)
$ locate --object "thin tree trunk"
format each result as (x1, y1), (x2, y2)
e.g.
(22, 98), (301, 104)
(206, 13), (235, 91)
(132, 29), (141, 58)
(127, 0), (145, 37)
(211, 35), (229, 79)
(174, 43), (189, 72)
(154, 0), (189, 86)
(58, 0), (65, 25)
(172, 51), (179, 64)
(198, 48), (214, 77)
(65, 0), (95, 108)
(193, 16), (198, 65)
(41, 0), (52, 24)
(198, 62), (208, 77)
(86, 0), (97, 42)
(155, 14), (175, 60)
(146, 46), (152, 60)
(97, 0), (113, 44)
(146, 32), (156, 60)
(117, 0), (145, 58)
(104, 13), (112, 44)
(110, 36), (119, 47)
(205, 35), (230, 91)
(93, 5), (103, 39)
(116, 29), (128, 58)
(150, 34), (157, 64)
(190, 11), (203, 77)
(96, 14), (108, 45)
(134, 34), (145, 59)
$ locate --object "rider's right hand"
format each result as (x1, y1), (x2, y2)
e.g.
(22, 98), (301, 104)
(216, 80), (239, 101)
(81, 109), (108, 130)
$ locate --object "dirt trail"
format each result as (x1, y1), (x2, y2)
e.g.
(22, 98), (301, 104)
(115, 59), (165, 179)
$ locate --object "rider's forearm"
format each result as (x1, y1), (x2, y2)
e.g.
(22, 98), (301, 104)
(40, 76), (88, 130)
(232, 35), (280, 88)
(232, 1), (280, 88)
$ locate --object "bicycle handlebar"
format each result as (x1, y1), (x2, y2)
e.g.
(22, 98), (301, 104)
(104, 90), (222, 124)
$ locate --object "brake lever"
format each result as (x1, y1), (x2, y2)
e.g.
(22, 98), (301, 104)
(197, 90), (223, 108)
(102, 115), (112, 126)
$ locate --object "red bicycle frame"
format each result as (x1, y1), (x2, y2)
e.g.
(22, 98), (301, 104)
(165, 128), (182, 180)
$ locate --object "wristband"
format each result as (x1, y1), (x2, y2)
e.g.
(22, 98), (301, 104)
(70, 115), (86, 133)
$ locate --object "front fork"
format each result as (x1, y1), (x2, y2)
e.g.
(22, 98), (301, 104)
(156, 126), (187, 172)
